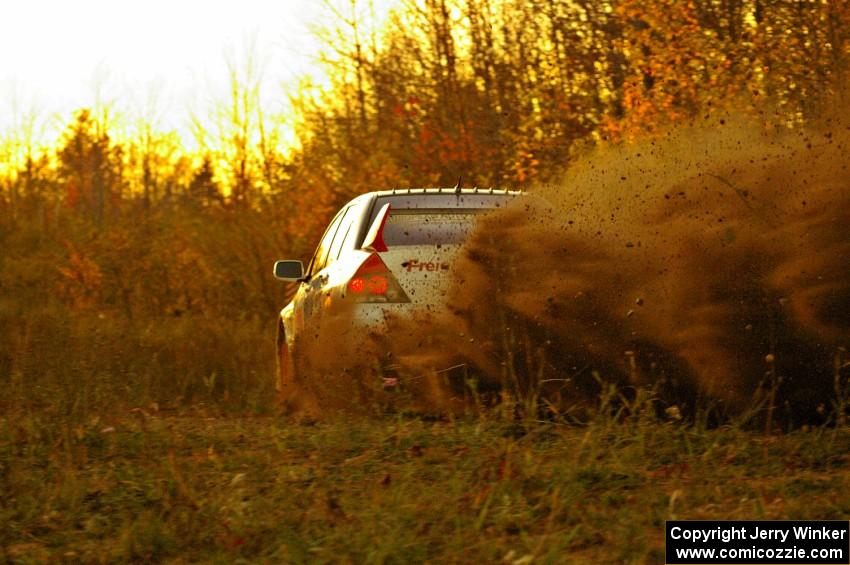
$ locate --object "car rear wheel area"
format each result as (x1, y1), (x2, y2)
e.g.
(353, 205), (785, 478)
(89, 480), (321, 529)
(275, 322), (297, 397)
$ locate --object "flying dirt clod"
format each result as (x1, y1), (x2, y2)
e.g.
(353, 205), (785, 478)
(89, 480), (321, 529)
(430, 117), (850, 423)
(290, 116), (850, 424)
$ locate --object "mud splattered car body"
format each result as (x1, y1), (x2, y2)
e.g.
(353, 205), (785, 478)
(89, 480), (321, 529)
(273, 188), (520, 392)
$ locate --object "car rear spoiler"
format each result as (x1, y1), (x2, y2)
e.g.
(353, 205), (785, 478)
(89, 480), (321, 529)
(362, 203), (391, 252)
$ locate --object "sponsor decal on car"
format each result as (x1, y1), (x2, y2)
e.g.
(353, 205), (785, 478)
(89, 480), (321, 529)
(402, 260), (450, 273)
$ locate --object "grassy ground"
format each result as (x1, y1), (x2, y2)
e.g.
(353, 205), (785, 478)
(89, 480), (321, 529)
(3, 404), (850, 564)
(2, 311), (850, 563)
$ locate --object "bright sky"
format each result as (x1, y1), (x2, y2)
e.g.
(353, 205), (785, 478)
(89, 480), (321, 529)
(0, 0), (397, 149)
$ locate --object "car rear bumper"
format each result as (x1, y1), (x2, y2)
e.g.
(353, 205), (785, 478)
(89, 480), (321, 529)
(338, 302), (432, 335)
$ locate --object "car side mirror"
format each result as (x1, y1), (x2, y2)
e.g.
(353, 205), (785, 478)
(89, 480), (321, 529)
(273, 260), (305, 281)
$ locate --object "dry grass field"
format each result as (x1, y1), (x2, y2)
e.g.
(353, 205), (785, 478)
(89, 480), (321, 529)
(2, 311), (849, 562)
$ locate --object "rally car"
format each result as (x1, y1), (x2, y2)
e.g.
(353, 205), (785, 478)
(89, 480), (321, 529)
(273, 187), (520, 392)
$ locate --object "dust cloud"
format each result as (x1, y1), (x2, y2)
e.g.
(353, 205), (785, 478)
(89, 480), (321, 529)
(383, 116), (850, 423)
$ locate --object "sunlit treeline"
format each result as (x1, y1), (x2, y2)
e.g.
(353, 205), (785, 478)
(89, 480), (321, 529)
(295, 0), (849, 191)
(0, 102), (329, 321)
(0, 0), (848, 322)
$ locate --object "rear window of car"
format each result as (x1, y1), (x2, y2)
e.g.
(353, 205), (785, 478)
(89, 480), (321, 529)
(381, 209), (481, 246)
(363, 193), (518, 248)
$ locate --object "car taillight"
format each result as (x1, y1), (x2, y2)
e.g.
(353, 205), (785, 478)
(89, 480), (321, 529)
(346, 254), (410, 303)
